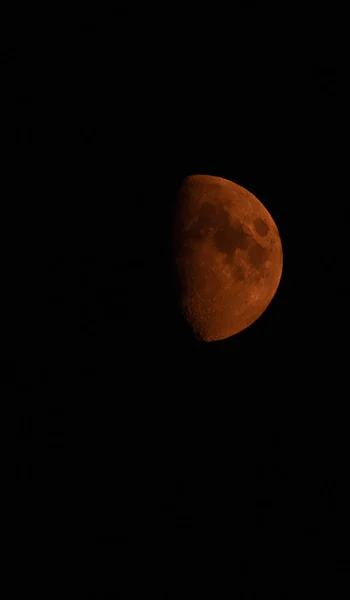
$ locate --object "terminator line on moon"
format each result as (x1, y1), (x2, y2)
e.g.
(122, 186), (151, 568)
(172, 174), (283, 342)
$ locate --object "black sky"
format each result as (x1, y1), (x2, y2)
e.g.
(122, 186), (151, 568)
(6, 14), (349, 596)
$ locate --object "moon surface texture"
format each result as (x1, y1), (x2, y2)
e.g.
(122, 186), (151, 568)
(173, 175), (283, 341)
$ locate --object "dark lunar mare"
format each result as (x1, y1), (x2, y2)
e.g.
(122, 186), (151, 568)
(187, 202), (267, 270)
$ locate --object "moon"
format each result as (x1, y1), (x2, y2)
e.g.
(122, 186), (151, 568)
(172, 174), (283, 341)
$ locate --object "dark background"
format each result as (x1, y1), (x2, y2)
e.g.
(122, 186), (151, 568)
(4, 12), (349, 597)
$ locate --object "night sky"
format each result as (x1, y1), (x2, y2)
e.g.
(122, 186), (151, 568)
(6, 14), (349, 596)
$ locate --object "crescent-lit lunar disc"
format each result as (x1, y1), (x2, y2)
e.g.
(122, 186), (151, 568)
(172, 174), (283, 341)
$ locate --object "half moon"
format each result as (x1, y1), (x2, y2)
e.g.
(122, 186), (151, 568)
(172, 174), (283, 341)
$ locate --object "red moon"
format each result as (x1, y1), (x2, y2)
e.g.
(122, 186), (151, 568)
(172, 174), (283, 341)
